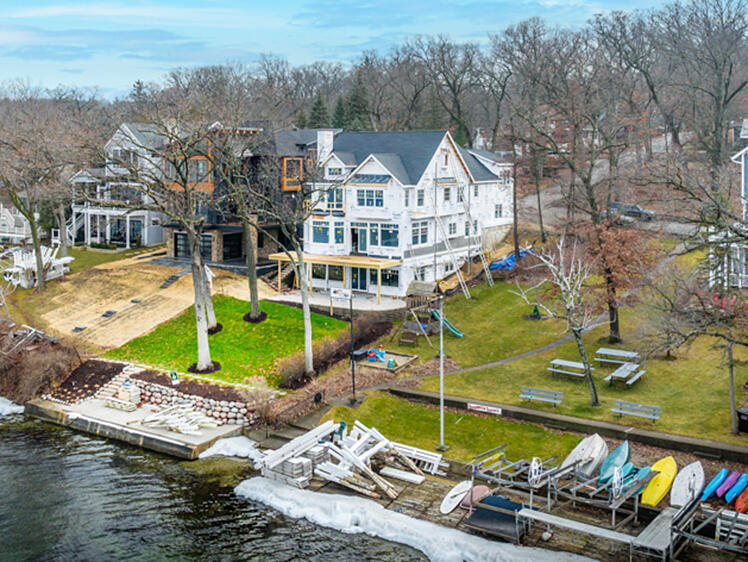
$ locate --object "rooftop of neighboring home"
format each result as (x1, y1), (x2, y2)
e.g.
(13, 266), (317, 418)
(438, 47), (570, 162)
(324, 130), (500, 185)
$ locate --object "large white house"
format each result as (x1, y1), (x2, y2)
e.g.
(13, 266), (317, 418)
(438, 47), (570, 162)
(70, 123), (166, 248)
(292, 129), (513, 301)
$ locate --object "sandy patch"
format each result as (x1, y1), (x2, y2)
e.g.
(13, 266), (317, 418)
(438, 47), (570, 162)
(40, 259), (274, 349)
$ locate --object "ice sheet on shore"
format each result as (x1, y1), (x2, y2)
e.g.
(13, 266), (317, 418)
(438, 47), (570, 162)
(199, 436), (265, 462)
(0, 396), (23, 416)
(235, 477), (589, 562)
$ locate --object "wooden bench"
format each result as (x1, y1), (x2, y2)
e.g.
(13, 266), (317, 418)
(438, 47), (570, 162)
(603, 362), (643, 388)
(625, 371), (645, 387)
(611, 400), (661, 423)
(548, 359), (591, 379)
(519, 386), (563, 407)
(398, 331), (418, 346)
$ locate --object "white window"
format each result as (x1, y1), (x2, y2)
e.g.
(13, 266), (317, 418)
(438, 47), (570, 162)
(473, 184), (479, 197)
(404, 189), (410, 207)
(465, 221), (470, 236)
(312, 220), (329, 243)
(457, 187), (464, 203)
(445, 262), (454, 273)
(444, 187), (451, 202)
(494, 204), (503, 219)
(448, 222), (457, 236)
(411, 220), (428, 245)
(357, 189), (383, 207)
(473, 219), (478, 233)
(417, 189), (424, 207)
(328, 167), (342, 176)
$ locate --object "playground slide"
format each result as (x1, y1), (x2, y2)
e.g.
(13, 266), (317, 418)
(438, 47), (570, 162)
(431, 309), (464, 338)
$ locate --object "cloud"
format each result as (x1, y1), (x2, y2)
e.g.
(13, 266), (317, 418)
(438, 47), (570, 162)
(60, 68), (84, 74)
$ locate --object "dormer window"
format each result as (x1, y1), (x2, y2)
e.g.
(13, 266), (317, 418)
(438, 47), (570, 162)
(111, 148), (137, 166)
(328, 167), (342, 176)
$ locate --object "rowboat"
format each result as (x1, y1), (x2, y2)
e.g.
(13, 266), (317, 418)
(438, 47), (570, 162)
(716, 471), (740, 498)
(641, 456), (677, 507)
(560, 433), (608, 480)
(725, 474), (748, 504)
(670, 461), (704, 507)
(599, 441), (630, 484)
(702, 468), (729, 501)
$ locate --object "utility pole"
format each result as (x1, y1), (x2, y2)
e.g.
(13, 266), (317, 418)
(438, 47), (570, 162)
(350, 294), (356, 405)
(436, 295), (448, 452)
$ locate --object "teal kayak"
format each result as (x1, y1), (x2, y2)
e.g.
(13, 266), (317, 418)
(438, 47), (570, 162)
(599, 441), (630, 484)
(726, 474), (748, 504)
(701, 468), (729, 501)
(623, 467), (653, 495)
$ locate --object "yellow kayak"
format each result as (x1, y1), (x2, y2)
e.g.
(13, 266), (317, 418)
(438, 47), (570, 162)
(641, 456), (677, 507)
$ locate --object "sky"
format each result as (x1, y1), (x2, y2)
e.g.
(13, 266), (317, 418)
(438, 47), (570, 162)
(0, 0), (665, 98)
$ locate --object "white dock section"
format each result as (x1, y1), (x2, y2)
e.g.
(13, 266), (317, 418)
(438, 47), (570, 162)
(517, 508), (633, 545)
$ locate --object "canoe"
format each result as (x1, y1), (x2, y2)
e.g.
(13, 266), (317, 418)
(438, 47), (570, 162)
(725, 474), (748, 504)
(460, 485), (491, 509)
(560, 434), (608, 480)
(702, 468), (729, 501)
(671, 461), (705, 507)
(716, 471), (740, 498)
(440, 480), (472, 514)
(736, 487), (748, 514)
(599, 441), (630, 484)
(642, 456), (677, 507)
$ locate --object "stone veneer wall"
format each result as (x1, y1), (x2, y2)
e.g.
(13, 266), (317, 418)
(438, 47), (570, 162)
(164, 227), (175, 258)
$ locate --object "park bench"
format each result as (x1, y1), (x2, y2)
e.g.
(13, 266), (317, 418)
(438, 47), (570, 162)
(398, 331), (418, 346)
(625, 370), (645, 387)
(595, 347), (641, 365)
(548, 359), (590, 379)
(519, 386), (563, 407)
(611, 399), (661, 423)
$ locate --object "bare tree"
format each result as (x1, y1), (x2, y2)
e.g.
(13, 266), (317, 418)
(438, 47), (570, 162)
(513, 238), (605, 406)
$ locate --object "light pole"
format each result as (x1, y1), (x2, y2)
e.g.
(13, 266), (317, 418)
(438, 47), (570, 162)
(349, 294), (356, 404)
(436, 295), (448, 452)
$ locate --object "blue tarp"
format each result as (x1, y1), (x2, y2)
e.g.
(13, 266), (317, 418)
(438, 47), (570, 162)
(489, 250), (534, 271)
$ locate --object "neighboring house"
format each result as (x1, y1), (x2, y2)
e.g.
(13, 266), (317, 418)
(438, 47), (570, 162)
(70, 123), (167, 248)
(710, 145), (748, 288)
(0, 199), (37, 244)
(161, 125), (335, 266)
(283, 129), (513, 301)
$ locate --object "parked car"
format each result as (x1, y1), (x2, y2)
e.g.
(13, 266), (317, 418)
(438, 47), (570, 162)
(602, 202), (655, 221)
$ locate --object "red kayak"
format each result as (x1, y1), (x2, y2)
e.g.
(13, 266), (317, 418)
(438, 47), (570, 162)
(736, 487), (748, 514)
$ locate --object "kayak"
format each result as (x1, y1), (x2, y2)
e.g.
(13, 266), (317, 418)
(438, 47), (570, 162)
(702, 468), (729, 501)
(671, 461), (705, 507)
(716, 471), (741, 498)
(736, 487), (748, 514)
(599, 441), (630, 484)
(642, 456), (677, 507)
(440, 480), (472, 514)
(725, 474), (748, 504)
(621, 466), (652, 496)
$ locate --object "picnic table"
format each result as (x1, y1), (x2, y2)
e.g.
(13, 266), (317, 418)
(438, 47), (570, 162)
(603, 362), (645, 388)
(595, 347), (641, 365)
(548, 359), (591, 379)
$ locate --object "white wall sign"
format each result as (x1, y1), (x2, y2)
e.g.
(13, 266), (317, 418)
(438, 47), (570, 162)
(467, 403), (502, 416)
(331, 288), (352, 300)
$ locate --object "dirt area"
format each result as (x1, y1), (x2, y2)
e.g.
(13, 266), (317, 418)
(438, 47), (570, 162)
(39, 255), (274, 349)
(50, 359), (126, 403)
(131, 369), (246, 402)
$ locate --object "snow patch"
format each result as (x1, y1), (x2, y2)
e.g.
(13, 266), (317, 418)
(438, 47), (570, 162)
(199, 436), (265, 462)
(235, 477), (589, 562)
(0, 396), (24, 416)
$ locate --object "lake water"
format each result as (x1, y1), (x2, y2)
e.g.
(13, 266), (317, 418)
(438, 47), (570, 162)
(0, 415), (425, 561)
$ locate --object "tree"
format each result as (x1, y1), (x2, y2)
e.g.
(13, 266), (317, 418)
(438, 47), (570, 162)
(513, 238), (605, 406)
(332, 98), (346, 128)
(296, 108), (307, 129)
(345, 69), (371, 130)
(308, 91), (331, 128)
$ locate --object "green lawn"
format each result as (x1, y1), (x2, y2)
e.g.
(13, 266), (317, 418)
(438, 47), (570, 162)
(106, 296), (348, 385)
(322, 391), (582, 462)
(419, 324), (748, 446)
(67, 245), (158, 274)
(385, 281), (566, 367)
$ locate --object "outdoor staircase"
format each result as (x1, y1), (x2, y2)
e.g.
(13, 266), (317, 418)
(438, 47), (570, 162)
(66, 213), (85, 245)
(160, 270), (189, 289)
(262, 262), (295, 291)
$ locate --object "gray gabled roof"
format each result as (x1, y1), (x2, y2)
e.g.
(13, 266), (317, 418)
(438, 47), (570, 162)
(332, 130), (447, 186)
(122, 122), (168, 149)
(468, 148), (513, 165)
(459, 146), (502, 182)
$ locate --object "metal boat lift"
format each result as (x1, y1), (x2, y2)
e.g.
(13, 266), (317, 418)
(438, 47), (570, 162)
(670, 497), (748, 558)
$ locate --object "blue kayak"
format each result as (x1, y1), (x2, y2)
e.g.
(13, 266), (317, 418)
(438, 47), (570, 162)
(726, 474), (748, 504)
(623, 467), (652, 495)
(599, 441), (630, 484)
(702, 468), (729, 501)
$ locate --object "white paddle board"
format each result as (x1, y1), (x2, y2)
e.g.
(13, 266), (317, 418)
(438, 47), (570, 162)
(440, 480), (472, 514)
(671, 461), (705, 507)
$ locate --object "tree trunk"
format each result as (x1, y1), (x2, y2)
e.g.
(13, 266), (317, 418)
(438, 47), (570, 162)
(534, 171), (546, 243)
(56, 202), (68, 258)
(295, 250), (314, 377)
(243, 218), (261, 319)
(29, 215), (45, 291)
(572, 327), (599, 406)
(608, 302), (621, 344)
(188, 232), (212, 370)
(196, 251), (217, 330)
(729, 342), (737, 435)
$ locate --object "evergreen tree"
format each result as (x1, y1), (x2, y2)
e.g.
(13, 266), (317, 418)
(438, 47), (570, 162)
(307, 91), (331, 128)
(296, 108), (307, 129)
(345, 70), (370, 131)
(332, 97), (346, 129)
